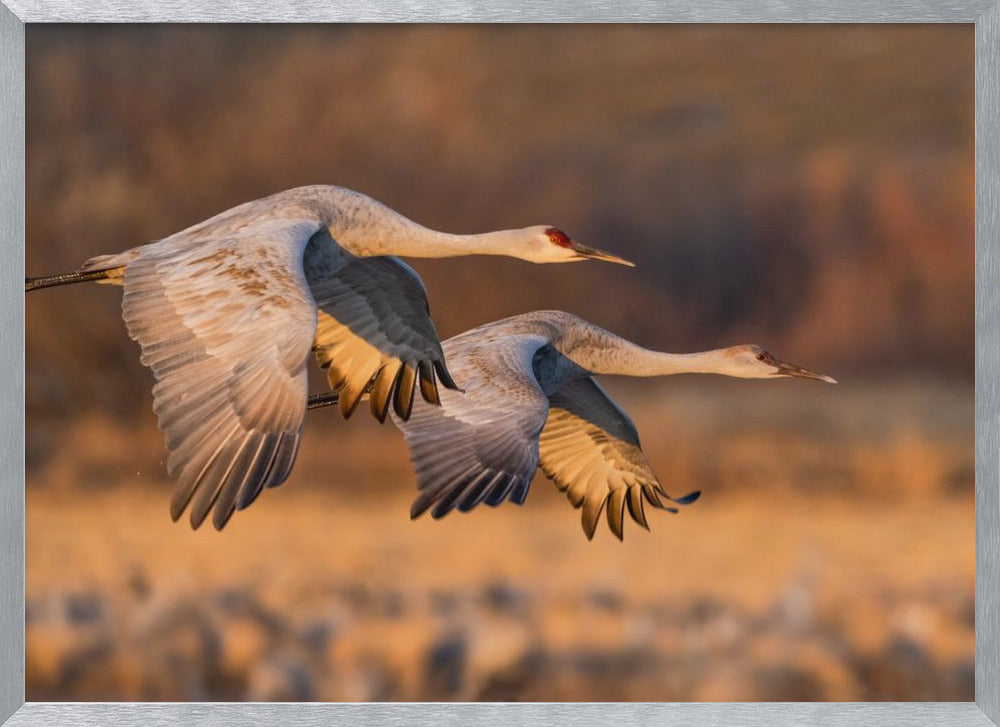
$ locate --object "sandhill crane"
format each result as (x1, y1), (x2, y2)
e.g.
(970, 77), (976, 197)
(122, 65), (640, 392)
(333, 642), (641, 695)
(25, 186), (632, 530)
(311, 310), (836, 540)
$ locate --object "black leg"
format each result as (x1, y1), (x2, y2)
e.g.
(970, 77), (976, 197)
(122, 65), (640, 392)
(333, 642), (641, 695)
(307, 392), (340, 411)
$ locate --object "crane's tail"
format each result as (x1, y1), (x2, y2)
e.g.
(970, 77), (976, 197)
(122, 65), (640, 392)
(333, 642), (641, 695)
(26, 268), (115, 292)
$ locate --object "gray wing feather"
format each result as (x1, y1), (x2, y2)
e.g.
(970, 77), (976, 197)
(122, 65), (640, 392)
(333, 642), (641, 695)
(306, 233), (454, 422)
(539, 377), (700, 540)
(393, 333), (552, 520)
(121, 218), (321, 530)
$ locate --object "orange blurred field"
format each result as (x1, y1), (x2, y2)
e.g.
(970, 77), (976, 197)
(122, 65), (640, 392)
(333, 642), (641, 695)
(26, 380), (974, 701)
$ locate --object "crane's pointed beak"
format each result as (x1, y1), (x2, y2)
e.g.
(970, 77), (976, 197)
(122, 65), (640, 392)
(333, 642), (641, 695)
(570, 241), (636, 267)
(775, 359), (837, 384)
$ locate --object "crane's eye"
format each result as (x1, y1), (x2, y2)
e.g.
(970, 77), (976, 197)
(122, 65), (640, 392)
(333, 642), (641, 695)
(545, 228), (573, 249)
(756, 352), (767, 362)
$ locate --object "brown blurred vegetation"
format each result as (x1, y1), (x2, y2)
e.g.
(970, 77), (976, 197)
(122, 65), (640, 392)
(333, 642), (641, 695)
(25, 25), (973, 702)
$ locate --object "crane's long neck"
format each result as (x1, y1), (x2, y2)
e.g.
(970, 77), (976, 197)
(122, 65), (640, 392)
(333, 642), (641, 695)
(374, 227), (529, 259)
(324, 190), (529, 258)
(565, 330), (737, 378)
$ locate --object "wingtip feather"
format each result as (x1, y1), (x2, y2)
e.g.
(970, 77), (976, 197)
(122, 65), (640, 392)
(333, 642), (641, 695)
(418, 360), (440, 405)
(433, 359), (460, 391)
(393, 362), (417, 420)
(671, 489), (702, 505)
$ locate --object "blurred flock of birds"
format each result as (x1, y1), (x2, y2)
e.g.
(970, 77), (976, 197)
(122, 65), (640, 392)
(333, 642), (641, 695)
(27, 560), (973, 702)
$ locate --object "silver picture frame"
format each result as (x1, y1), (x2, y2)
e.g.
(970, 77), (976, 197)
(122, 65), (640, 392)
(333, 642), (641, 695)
(2, 2), (997, 725)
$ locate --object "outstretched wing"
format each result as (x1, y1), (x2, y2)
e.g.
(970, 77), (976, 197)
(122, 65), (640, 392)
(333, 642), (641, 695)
(393, 332), (552, 520)
(306, 233), (456, 422)
(539, 377), (700, 540)
(121, 218), (321, 530)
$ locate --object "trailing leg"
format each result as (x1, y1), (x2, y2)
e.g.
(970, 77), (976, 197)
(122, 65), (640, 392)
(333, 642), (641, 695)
(25, 268), (114, 292)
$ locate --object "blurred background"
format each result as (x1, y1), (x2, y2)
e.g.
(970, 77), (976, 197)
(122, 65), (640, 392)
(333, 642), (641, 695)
(25, 25), (973, 702)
